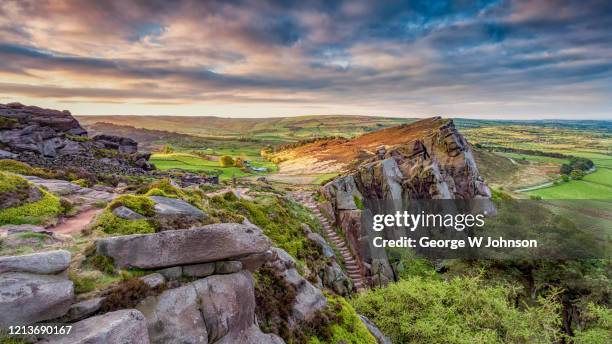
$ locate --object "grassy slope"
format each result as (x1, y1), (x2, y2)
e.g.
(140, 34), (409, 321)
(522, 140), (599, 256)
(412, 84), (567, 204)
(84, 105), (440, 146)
(78, 115), (414, 142)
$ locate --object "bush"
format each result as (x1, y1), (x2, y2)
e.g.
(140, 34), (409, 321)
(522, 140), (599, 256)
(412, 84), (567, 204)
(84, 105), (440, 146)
(352, 276), (561, 344)
(573, 303), (611, 344)
(0, 185), (63, 225)
(88, 255), (116, 275)
(219, 155), (234, 167)
(0, 159), (55, 178)
(91, 211), (156, 235)
(100, 278), (161, 312)
(108, 194), (155, 217)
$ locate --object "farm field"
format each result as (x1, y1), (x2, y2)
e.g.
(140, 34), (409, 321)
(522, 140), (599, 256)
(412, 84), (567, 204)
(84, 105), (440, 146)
(150, 152), (276, 180)
(463, 121), (612, 199)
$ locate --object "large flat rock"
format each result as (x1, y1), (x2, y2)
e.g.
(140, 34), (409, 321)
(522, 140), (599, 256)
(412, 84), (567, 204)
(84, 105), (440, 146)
(39, 309), (149, 344)
(95, 223), (271, 269)
(0, 250), (70, 274)
(150, 196), (205, 219)
(0, 272), (74, 327)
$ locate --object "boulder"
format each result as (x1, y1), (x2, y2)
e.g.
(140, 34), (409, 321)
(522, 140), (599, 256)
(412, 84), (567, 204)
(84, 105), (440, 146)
(64, 297), (104, 322)
(139, 273), (166, 289)
(322, 262), (353, 296)
(137, 285), (208, 344)
(0, 149), (17, 158)
(267, 248), (327, 325)
(150, 196), (206, 219)
(95, 223), (271, 269)
(112, 206), (145, 220)
(0, 272), (73, 327)
(307, 232), (335, 258)
(359, 315), (392, 344)
(39, 309), (149, 344)
(0, 249), (70, 274)
(22, 176), (82, 195)
(92, 134), (138, 154)
(192, 271), (284, 343)
(182, 263), (215, 278)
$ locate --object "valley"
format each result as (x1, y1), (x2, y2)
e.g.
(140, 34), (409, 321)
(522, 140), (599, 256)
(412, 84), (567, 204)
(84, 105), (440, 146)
(1, 104), (610, 344)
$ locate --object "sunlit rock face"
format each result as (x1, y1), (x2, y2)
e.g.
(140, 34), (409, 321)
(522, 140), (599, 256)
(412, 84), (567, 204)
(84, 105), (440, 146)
(322, 118), (492, 286)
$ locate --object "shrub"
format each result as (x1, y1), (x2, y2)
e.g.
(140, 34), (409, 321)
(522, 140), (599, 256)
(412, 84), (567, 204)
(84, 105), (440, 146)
(0, 115), (18, 129)
(91, 211), (156, 235)
(88, 255), (116, 275)
(234, 157), (245, 167)
(219, 155), (234, 167)
(0, 159), (56, 178)
(108, 194), (155, 217)
(100, 278), (161, 312)
(573, 303), (611, 344)
(69, 271), (100, 294)
(0, 186), (63, 225)
(306, 296), (377, 344)
(352, 276), (561, 344)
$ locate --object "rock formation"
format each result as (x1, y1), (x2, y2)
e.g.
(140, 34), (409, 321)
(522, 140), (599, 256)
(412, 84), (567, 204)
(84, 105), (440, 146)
(0, 102), (154, 174)
(320, 117), (493, 286)
(0, 250), (74, 327)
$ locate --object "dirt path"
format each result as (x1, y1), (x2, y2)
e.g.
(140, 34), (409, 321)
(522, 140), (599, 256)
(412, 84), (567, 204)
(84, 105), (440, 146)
(48, 208), (101, 235)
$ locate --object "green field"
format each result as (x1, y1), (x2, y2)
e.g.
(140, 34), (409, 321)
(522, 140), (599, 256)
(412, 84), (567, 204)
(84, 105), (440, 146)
(150, 152), (276, 180)
(463, 122), (611, 199)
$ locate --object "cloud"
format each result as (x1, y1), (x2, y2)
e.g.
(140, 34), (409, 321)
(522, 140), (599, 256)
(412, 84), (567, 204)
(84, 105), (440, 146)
(0, 0), (610, 118)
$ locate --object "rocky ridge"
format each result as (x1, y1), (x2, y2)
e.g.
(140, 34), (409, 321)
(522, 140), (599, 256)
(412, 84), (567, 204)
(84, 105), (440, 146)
(319, 117), (493, 286)
(0, 102), (154, 174)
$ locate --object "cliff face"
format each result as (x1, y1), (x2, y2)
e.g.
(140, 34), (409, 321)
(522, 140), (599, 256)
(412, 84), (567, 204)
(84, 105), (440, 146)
(0, 103), (153, 173)
(320, 117), (492, 286)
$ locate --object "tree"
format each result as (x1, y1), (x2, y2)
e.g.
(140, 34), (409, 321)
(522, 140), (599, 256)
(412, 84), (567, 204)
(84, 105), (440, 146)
(560, 163), (573, 175)
(219, 155), (234, 167)
(160, 144), (174, 154)
(234, 157), (245, 168)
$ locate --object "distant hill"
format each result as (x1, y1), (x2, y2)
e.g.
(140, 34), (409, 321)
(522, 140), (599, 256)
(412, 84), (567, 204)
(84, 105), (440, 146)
(77, 115), (415, 143)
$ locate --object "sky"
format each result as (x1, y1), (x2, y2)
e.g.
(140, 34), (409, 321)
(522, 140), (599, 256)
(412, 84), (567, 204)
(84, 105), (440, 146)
(0, 0), (611, 119)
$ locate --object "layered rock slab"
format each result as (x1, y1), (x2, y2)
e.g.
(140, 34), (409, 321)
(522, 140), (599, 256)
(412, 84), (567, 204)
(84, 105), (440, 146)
(0, 249), (70, 274)
(95, 223), (271, 269)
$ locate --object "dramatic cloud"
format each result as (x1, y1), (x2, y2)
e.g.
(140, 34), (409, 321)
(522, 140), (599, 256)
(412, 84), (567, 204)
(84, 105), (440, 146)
(0, 0), (610, 118)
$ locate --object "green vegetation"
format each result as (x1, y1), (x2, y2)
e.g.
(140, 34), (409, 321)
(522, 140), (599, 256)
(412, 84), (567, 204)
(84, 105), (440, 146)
(208, 192), (322, 268)
(219, 155), (234, 167)
(0, 173), (63, 225)
(0, 159), (54, 178)
(109, 194), (156, 217)
(352, 276), (561, 344)
(255, 265), (375, 344)
(573, 303), (612, 344)
(91, 209), (156, 235)
(308, 296), (377, 344)
(150, 152), (275, 180)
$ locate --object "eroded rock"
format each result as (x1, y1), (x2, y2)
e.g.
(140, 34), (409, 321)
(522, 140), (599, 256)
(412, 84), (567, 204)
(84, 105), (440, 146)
(95, 223), (271, 269)
(0, 272), (74, 327)
(0, 249), (70, 274)
(39, 309), (149, 344)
